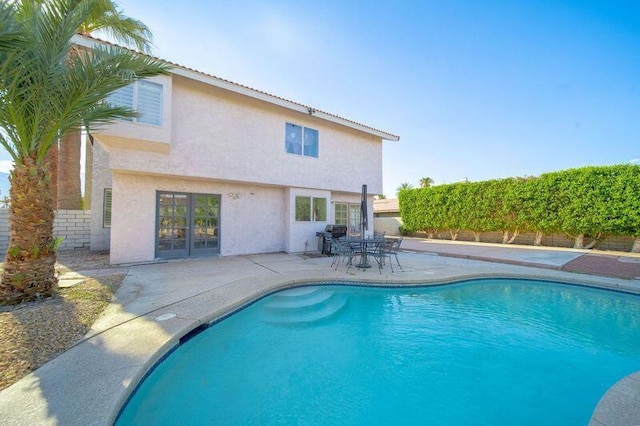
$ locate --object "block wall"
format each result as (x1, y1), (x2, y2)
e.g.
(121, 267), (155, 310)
(412, 230), (637, 252)
(374, 217), (403, 237)
(0, 209), (91, 254)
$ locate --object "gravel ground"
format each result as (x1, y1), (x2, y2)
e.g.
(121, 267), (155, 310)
(0, 250), (124, 391)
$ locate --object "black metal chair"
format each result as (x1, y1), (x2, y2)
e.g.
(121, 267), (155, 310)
(368, 240), (387, 274)
(330, 237), (356, 271)
(384, 237), (403, 271)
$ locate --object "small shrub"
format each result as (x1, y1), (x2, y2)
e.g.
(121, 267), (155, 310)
(398, 226), (413, 236)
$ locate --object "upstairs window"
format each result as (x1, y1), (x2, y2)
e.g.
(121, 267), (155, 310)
(285, 123), (318, 158)
(108, 80), (162, 126)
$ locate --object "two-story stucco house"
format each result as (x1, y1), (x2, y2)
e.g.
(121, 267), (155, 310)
(76, 36), (399, 265)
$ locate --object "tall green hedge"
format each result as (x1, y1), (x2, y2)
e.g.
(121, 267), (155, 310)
(398, 164), (640, 249)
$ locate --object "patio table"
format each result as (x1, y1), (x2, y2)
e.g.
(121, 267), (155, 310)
(345, 237), (384, 269)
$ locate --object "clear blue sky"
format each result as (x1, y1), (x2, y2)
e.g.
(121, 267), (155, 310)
(8, 1), (639, 198)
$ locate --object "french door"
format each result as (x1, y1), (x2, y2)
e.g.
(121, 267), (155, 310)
(348, 204), (362, 237)
(335, 202), (362, 237)
(156, 192), (220, 259)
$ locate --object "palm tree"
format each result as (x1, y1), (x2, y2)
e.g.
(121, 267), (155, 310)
(57, 0), (154, 210)
(396, 182), (414, 194)
(77, 0), (152, 53)
(419, 177), (434, 188)
(0, 0), (169, 304)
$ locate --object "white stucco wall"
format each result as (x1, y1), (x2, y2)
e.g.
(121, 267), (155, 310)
(89, 142), (112, 251)
(106, 178), (374, 262)
(102, 76), (383, 195)
(109, 172), (286, 264)
(91, 70), (389, 263)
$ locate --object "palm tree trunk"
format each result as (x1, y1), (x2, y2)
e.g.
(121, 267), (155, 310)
(58, 130), (83, 209)
(0, 158), (57, 304)
(84, 137), (93, 209)
(45, 142), (58, 206)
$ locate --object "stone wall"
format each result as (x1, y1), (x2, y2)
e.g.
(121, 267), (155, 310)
(0, 209), (91, 254)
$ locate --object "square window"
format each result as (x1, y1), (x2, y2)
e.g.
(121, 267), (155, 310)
(313, 197), (326, 221)
(137, 81), (163, 126)
(107, 86), (134, 122)
(304, 128), (318, 158)
(286, 123), (302, 155)
(108, 80), (162, 126)
(295, 196), (311, 221)
(286, 123), (318, 158)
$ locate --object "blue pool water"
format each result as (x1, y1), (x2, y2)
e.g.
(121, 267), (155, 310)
(117, 279), (640, 425)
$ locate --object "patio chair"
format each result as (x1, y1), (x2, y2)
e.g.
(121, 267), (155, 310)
(368, 240), (387, 274)
(330, 237), (356, 271)
(384, 237), (403, 271)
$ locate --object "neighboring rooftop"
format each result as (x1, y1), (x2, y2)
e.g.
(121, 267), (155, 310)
(374, 198), (400, 213)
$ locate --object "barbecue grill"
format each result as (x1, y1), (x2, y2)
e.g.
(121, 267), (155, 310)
(316, 224), (348, 254)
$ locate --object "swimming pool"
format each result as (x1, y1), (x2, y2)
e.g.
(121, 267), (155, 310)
(116, 279), (640, 425)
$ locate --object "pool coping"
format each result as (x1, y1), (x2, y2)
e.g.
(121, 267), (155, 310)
(0, 253), (638, 425)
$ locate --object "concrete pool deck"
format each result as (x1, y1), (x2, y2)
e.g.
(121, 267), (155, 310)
(0, 239), (639, 425)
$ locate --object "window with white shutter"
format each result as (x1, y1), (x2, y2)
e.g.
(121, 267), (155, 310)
(108, 80), (162, 126)
(137, 81), (162, 125)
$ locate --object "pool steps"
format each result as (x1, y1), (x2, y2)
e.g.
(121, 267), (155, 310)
(261, 286), (348, 324)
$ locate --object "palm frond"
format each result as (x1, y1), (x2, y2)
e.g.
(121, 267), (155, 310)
(0, 2), (24, 51)
(78, 0), (153, 53)
(0, 0), (170, 165)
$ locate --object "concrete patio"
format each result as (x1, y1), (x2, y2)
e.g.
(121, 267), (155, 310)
(0, 239), (639, 425)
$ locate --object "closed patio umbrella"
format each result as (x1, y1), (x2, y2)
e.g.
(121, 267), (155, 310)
(361, 184), (368, 237)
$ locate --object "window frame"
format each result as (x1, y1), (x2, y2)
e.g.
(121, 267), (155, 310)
(108, 80), (163, 127)
(295, 196), (311, 221)
(334, 202), (348, 226)
(313, 197), (326, 221)
(295, 196), (327, 222)
(285, 122), (319, 158)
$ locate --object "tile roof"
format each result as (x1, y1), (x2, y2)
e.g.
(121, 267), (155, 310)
(373, 198), (400, 213)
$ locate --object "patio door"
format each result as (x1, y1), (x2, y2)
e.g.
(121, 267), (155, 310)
(335, 202), (362, 237)
(156, 192), (220, 259)
(348, 204), (362, 237)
